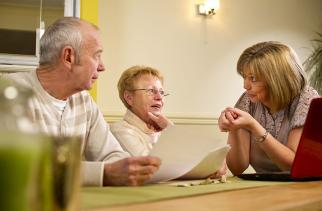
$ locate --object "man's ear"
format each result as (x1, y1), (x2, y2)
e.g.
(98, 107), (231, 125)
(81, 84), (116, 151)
(60, 46), (76, 69)
(124, 90), (134, 106)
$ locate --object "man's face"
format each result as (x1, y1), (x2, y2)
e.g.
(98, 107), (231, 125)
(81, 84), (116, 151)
(126, 74), (165, 123)
(72, 26), (105, 91)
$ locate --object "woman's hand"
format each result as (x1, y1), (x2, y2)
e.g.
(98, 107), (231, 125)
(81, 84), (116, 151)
(147, 112), (173, 132)
(219, 107), (256, 132)
(208, 159), (227, 179)
(226, 108), (257, 131)
(218, 107), (238, 132)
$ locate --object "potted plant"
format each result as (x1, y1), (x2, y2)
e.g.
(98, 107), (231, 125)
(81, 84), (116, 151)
(304, 32), (322, 95)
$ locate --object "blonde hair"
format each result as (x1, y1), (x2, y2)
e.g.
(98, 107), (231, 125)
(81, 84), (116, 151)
(117, 65), (164, 109)
(237, 41), (306, 111)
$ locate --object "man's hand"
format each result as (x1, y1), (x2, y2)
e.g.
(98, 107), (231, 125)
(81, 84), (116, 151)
(103, 156), (161, 186)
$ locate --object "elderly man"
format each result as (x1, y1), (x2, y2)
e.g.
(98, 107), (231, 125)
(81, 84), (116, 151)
(1, 17), (160, 186)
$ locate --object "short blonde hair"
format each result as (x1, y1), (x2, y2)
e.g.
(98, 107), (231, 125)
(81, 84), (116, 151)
(117, 65), (164, 109)
(237, 41), (306, 111)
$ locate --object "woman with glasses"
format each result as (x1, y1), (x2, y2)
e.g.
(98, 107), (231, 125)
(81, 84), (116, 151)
(111, 65), (173, 156)
(219, 41), (319, 175)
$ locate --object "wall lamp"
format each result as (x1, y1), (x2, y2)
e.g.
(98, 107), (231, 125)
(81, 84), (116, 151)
(198, 0), (220, 16)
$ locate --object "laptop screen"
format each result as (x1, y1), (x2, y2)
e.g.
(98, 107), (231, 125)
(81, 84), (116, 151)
(291, 98), (322, 178)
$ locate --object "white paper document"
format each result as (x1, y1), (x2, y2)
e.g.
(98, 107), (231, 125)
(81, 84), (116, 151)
(180, 145), (231, 179)
(147, 126), (231, 183)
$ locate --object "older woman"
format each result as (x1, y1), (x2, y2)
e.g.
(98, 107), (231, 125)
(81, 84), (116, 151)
(111, 65), (173, 156)
(219, 41), (320, 175)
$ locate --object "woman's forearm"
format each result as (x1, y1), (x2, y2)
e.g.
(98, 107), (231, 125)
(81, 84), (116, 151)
(226, 129), (250, 175)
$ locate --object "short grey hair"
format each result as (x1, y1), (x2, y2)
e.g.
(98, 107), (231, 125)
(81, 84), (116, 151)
(39, 17), (85, 66)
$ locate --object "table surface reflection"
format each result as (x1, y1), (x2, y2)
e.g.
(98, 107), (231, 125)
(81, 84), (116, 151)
(82, 179), (322, 211)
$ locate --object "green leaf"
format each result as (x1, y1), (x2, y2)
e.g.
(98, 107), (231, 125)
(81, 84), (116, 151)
(304, 32), (322, 95)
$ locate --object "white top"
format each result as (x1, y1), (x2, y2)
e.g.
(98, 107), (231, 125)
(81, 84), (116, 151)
(111, 109), (161, 156)
(49, 93), (67, 115)
(1, 70), (129, 186)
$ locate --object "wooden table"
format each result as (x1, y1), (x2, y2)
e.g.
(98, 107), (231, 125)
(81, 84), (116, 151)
(84, 181), (322, 211)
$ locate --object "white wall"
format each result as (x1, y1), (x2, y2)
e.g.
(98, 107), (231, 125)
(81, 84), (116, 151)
(97, 0), (322, 120)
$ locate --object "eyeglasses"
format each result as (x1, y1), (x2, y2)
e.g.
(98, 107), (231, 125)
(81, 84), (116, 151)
(129, 88), (170, 97)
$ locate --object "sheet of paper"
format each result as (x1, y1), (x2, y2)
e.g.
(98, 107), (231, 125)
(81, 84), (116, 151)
(180, 145), (231, 179)
(147, 126), (230, 183)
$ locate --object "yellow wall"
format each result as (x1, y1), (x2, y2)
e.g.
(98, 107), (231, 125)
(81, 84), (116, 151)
(80, 0), (98, 101)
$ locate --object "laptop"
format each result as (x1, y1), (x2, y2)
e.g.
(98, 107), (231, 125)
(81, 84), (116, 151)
(238, 97), (322, 181)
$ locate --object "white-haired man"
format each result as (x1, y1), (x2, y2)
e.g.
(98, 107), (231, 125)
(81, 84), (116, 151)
(1, 17), (160, 186)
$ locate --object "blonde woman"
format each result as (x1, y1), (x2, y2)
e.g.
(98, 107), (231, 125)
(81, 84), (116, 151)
(219, 41), (319, 175)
